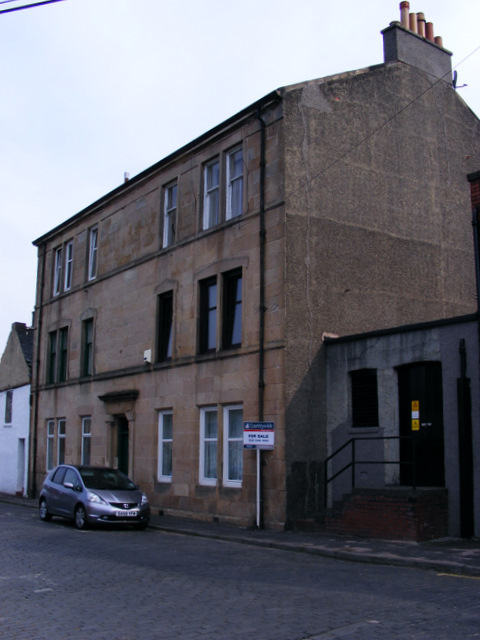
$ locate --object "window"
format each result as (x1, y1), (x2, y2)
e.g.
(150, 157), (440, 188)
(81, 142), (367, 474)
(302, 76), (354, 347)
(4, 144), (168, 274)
(88, 227), (98, 281)
(223, 405), (243, 487)
(156, 291), (173, 362)
(53, 247), (63, 296)
(199, 407), (217, 485)
(58, 327), (68, 382)
(199, 277), (217, 353)
(46, 420), (55, 470)
(4, 390), (13, 424)
(47, 327), (69, 384)
(47, 331), (57, 384)
(163, 182), (177, 248)
(351, 368), (379, 428)
(226, 148), (243, 219)
(64, 240), (73, 291)
(53, 240), (74, 295)
(158, 411), (173, 481)
(81, 417), (91, 465)
(58, 419), (66, 465)
(203, 159), (220, 230)
(222, 269), (242, 348)
(82, 319), (94, 377)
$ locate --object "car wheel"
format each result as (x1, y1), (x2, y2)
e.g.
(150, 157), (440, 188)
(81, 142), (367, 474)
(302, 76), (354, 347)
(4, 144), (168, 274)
(74, 505), (88, 530)
(39, 499), (52, 522)
(135, 520), (149, 530)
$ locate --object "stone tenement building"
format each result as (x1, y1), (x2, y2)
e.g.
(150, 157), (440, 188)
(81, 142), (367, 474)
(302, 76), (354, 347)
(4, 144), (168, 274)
(30, 6), (480, 531)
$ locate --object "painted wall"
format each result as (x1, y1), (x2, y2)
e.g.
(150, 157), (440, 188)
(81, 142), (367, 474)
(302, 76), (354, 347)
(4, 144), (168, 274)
(0, 384), (30, 496)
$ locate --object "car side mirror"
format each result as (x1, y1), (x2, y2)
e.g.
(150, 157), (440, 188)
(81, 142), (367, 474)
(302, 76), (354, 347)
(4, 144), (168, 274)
(63, 481), (74, 490)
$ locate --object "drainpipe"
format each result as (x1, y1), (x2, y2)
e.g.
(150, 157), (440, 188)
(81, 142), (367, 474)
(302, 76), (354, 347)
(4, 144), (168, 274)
(256, 108), (267, 528)
(472, 208), (480, 312)
(30, 243), (46, 498)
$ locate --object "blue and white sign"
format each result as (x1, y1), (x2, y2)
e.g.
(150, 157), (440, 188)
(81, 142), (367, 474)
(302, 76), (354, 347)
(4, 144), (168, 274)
(243, 421), (275, 450)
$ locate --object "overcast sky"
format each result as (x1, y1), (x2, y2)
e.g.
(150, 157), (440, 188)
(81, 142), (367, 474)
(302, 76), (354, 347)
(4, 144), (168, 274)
(1, 0), (480, 354)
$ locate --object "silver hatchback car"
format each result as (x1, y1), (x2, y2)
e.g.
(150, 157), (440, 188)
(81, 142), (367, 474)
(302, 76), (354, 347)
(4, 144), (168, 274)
(39, 465), (150, 530)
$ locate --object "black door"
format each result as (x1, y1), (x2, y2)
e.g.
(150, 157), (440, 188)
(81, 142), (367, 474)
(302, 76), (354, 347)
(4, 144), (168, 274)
(398, 362), (445, 487)
(117, 416), (129, 475)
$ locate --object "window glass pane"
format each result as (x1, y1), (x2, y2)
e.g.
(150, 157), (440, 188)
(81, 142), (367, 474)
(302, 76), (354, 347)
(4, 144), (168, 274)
(5, 390), (13, 423)
(228, 409), (243, 438)
(228, 440), (243, 481)
(88, 228), (98, 280)
(351, 369), (379, 427)
(204, 441), (217, 479)
(162, 412), (173, 440)
(204, 160), (219, 229)
(204, 411), (217, 439)
(64, 241), (73, 290)
(162, 441), (172, 477)
(53, 247), (62, 295)
(157, 291), (173, 361)
(227, 149), (243, 219)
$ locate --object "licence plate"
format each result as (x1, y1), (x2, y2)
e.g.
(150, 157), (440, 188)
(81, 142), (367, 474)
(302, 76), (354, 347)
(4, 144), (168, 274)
(115, 510), (138, 517)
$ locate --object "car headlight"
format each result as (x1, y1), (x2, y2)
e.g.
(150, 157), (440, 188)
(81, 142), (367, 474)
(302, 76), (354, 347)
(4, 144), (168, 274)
(141, 493), (149, 506)
(87, 491), (107, 504)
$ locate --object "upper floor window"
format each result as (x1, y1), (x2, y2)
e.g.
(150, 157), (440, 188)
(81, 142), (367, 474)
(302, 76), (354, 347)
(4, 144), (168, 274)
(82, 318), (94, 377)
(350, 368), (379, 428)
(199, 268), (243, 355)
(199, 277), (217, 354)
(53, 247), (63, 296)
(4, 390), (13, 424)
(163, 182), (177, 248)
(226, 148), (243, 220)
(64, 240), (73, 291)
(222, 269), (242, 349)
(88, 227), (98, 281)
(156, 291), (173, 362)
(47, 327), (69, 384)
(203, 159), (220, 230)
(52, 240), (74, 296)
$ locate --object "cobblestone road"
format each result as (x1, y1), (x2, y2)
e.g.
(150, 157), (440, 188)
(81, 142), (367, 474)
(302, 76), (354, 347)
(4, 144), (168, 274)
(0, 502), (479, 640)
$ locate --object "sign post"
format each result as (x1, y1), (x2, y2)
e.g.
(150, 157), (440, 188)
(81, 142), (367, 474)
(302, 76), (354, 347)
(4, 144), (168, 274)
(244, 421), (275, 528)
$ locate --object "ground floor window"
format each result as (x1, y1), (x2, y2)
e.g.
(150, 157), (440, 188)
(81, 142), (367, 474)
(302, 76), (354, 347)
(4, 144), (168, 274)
(46, 420), (55, 470)
(158, 410), (173, 481)
(81, 417), (91, 465)
(199, 407), (217, 485)
(223, 405), (243, 487)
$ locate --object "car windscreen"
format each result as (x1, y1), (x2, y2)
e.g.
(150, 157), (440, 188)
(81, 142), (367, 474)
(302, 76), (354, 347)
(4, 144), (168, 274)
(79, 469), (137, 491)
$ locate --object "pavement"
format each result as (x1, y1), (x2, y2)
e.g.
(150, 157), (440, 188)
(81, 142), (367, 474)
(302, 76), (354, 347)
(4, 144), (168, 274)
(2, 492), (480, 578)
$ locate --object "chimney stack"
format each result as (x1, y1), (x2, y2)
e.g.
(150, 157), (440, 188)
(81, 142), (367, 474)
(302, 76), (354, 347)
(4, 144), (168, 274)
(382, 3), (452, 83)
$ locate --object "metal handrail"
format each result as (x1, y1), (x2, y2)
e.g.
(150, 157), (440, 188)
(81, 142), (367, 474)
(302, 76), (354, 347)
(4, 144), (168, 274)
(324, 435), (417, 507)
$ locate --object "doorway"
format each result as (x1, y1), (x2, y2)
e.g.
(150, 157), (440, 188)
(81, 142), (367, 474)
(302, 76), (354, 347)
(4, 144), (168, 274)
(116, 416), (129, 475)
(398, 361), (445, 487)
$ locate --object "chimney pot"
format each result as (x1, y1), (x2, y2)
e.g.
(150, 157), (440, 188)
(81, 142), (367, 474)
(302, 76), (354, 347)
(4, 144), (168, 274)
(417, 12), (426, 37)
(409, 12), (418, 33)
(434, 35), (443, 48)
(425, 21), (434, 42)
(400, 2), (410, 28)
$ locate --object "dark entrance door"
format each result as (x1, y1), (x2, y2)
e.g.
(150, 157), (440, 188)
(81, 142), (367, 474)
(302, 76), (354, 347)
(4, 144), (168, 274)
(398, 361), (445, 487)
(117, 416), (129, 475)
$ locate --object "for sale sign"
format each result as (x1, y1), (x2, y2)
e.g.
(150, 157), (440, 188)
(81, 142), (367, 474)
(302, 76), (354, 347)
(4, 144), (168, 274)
(243, 421), (275, 450)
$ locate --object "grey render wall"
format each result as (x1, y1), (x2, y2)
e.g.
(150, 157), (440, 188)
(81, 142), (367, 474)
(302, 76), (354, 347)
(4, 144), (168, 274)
(281, 58), (480, 523)
(324, 317), (480, 538)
